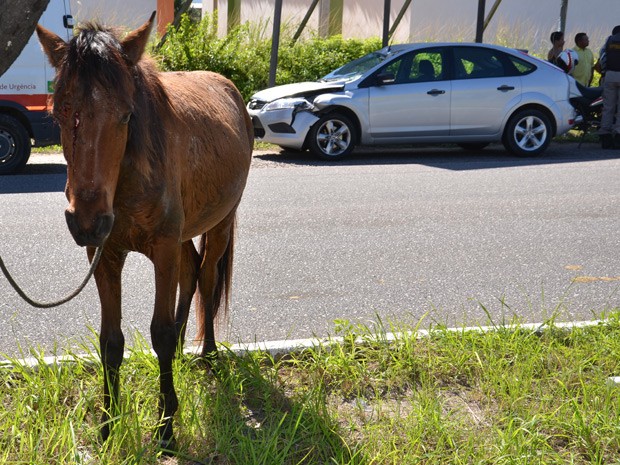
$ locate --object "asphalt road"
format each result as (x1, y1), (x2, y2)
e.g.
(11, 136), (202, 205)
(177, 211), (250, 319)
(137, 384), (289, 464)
(1, 142), (619, 358)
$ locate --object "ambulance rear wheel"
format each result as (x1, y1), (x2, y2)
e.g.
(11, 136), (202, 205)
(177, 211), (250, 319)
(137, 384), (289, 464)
(0, 114), (31, 174)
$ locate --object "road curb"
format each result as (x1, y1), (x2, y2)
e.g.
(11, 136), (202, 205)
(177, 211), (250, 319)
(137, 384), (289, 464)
(0, 318), (613, 370)
(223, 318), (609, 356)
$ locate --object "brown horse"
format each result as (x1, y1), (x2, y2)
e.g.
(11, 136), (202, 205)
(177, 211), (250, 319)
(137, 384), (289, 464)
(36, 12), (252, 449)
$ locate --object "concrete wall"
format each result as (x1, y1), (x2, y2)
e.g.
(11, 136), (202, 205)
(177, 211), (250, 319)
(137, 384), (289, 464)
(198, 0), (619, 55)
(69, 1), (618, 55)
(402, 0), (618, 55)
(70, 0), (156, 31)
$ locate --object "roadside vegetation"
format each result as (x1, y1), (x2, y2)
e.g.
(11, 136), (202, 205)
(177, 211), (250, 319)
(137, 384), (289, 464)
(2, 313), (620, 464)
(154, 12), (602, 102)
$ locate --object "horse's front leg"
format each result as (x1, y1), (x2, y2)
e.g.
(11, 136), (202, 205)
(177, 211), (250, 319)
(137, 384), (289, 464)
(150, 240), (182, 450)
(89, 246), (127, 442)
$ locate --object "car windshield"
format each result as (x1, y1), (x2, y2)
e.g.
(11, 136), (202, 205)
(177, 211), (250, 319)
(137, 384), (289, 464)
(320, 51), (391, 82)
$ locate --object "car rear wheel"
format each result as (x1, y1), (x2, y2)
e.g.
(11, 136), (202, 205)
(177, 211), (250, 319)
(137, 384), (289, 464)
(502, 109), (552, 157)
(308, 113), (356, 160)
(0, 114), (31, 175)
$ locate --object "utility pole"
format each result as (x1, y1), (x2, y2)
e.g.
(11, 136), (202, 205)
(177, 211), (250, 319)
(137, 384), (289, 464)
(559, 0), (568, 33)
(475, 0), (486, 43)
(382, 0), (391, 47)
(268, 0), (283, 87)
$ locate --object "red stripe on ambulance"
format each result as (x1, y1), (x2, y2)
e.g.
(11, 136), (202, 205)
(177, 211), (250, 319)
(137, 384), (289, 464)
(2, 94), (52, 112)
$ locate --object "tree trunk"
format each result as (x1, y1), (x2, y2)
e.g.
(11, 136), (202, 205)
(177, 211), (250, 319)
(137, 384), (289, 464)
(0, 0), (50, 77)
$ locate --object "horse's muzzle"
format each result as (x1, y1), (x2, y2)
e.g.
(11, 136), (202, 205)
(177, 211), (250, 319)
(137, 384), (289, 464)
(65, 210), (114, 247)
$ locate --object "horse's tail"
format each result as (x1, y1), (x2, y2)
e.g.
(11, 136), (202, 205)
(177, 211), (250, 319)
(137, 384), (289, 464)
(195, 216), (236, 346)
(244, 107), (254, 154)
(211, 217), (235, 323)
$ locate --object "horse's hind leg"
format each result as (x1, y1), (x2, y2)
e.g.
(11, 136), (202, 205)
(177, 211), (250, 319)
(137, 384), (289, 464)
(89, 246), (127, 442)
(196, 210), (237, 359)
(175, 239), (201, 348)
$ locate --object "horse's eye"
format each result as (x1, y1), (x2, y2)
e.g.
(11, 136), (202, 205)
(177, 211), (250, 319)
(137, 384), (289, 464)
(121, 112), (132, 125)
(54, 102), (71, 122)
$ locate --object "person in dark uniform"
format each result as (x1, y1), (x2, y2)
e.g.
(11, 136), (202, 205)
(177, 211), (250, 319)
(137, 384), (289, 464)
(598, 25), (620, 149)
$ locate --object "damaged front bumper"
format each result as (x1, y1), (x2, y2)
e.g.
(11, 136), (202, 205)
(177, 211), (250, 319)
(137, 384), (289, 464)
(248, 98), (319, 150)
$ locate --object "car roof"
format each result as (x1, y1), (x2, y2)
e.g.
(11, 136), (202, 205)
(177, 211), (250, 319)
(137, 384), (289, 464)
(380, 42), (526, 55)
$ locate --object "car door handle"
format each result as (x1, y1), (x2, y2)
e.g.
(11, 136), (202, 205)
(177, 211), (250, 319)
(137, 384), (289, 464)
(497, 85), (515, 91)
(427, 89), (446, 95)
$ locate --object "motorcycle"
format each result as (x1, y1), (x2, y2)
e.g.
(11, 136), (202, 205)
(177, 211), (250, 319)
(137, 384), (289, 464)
(569, 81), (603, 147)
(555, 51), (604, 146)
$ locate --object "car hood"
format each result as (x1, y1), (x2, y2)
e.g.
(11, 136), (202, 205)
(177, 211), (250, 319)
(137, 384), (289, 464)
(250, 81), (345, 103)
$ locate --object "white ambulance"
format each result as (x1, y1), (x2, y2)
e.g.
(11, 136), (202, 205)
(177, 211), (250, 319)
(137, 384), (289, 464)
(0, 0), (73, 174)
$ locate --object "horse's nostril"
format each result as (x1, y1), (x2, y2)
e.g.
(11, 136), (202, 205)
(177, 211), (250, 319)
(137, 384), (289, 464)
(65, 209), (78, 234)
(95, 213), (115, 240)
(65, 210), (114, 247)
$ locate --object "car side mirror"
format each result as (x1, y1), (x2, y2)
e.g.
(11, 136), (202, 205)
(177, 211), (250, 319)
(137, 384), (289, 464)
(375, 72), (395, 86)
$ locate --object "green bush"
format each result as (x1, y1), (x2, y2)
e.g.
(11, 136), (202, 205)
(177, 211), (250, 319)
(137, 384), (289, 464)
(155, 12), (383, 101)
(276, 34), (382, 85)
(155, 14), (272, 100)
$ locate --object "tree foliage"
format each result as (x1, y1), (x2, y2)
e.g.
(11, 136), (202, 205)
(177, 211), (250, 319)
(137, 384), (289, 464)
(155, 12), (382, 101)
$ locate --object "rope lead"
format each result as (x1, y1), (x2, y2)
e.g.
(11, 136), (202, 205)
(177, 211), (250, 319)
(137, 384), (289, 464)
(0, 246), (103, 309)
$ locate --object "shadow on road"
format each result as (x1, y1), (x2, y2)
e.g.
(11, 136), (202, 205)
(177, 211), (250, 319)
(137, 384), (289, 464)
(2, 142), (618, 195)
(255, 142), (619, 171)
(0, 161), (67, 194)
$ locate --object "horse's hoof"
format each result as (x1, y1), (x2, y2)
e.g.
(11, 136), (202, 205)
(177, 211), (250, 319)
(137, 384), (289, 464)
(100, 424), (110, 443)
(196, 350), (218, 369)
(201, 348), (218, 363)
(203, 352), (226, 379)
(157, 436), (177, 456)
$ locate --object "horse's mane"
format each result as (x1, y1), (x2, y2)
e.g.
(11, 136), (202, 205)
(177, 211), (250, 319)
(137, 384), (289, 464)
(54, 22), (171, 176)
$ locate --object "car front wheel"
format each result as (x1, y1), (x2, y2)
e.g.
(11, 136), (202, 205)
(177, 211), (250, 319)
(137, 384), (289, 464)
(0, 114), (31, 175)
(502, 109), (552, 157)
(308, 113), (356, 160)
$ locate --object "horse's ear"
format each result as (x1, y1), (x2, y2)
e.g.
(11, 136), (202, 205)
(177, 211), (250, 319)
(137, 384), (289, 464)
(36, 24), (67, 69)
(122, 11), (156, 65)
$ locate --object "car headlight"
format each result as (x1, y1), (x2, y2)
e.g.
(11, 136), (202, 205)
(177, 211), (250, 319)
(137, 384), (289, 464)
(263, 98), (314, 112)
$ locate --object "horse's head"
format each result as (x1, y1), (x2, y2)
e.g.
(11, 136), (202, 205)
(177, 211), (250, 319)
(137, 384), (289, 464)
(36, 13), (155, 247)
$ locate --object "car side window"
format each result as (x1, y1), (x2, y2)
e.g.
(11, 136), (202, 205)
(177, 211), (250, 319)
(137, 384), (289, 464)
(407, 52), (444, 82)
(373, 49), (445, 85)
(507, 54), (536, 75)
(382, 56), (407, 82)
(453, 47), (513, 80)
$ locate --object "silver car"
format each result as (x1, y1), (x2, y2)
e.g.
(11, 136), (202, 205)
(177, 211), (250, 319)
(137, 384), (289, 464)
(247, 42), (579, 160)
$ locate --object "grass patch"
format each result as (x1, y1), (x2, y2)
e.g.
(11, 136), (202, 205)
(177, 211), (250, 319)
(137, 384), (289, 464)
(32, 145), (62, 154)
(556, 129), (600, 145)
(2, 314), (620, 464)
(253, 140), (280, 151)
